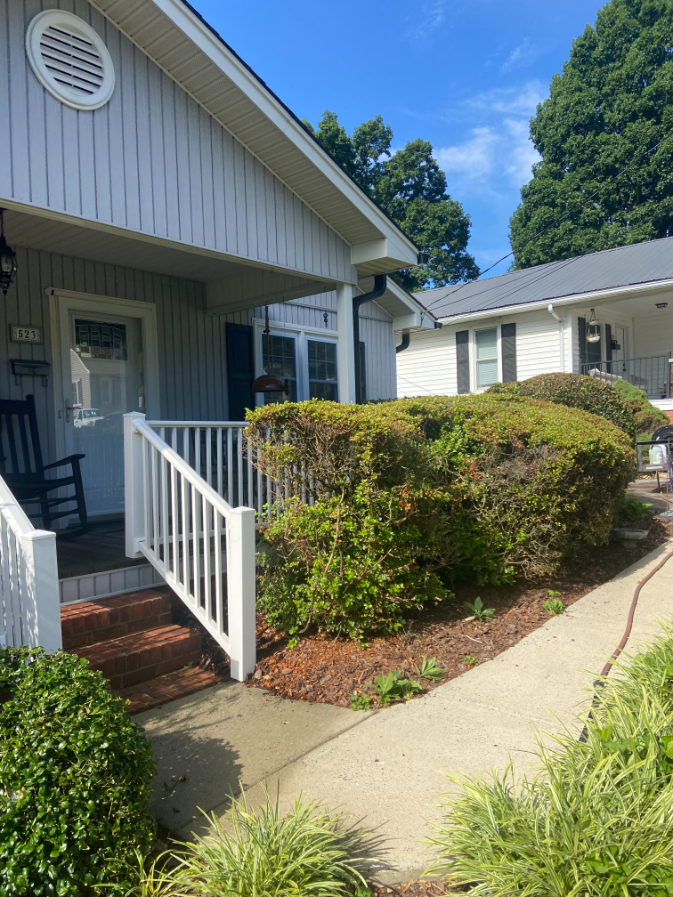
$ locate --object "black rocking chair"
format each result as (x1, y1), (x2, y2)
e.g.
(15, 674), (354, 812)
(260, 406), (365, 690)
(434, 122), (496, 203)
(0, 394), (88, 534)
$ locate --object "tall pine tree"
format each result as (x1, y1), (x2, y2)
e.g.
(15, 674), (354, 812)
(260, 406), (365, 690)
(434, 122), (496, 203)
(510, 0), (673, 269)
(304, 112), (479, 290)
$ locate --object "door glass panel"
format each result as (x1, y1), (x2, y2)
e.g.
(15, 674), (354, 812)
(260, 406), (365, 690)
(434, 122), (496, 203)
(70, 314), (144, 516)
(308, 340), (338, 401)
(261, 334), (297, 403)
(476, 328), (498, 388)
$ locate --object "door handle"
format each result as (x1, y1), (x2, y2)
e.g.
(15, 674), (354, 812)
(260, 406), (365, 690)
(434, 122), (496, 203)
(65, 400), (72, 423)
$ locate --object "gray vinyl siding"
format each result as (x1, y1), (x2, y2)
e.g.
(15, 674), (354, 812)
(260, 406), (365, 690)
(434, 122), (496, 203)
(0, 0), (354, 285)
(5, 244), (226, 465)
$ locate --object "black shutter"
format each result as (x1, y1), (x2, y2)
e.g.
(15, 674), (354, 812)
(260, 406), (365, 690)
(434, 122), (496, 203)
(456, 330), (470, 394)
(226, 322), (254, 421)
(501, 322), (517, 383)
(358, 341), (367, 404)
(605, 323), (613, 369)
(578, 317), (587, 370)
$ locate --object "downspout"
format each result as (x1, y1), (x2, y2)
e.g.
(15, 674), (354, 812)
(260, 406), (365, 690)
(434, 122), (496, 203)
(353, 274), (387, 403)
(548, 303), (566, 373)
(396, 333), (411, 353)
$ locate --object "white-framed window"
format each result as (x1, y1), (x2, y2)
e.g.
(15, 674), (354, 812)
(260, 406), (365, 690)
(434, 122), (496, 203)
(474, 327), (500, 389)
(255, 321), (339, 403)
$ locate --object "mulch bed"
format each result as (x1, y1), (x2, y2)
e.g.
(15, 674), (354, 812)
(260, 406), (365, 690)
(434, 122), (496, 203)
(246, 517), (673, 709)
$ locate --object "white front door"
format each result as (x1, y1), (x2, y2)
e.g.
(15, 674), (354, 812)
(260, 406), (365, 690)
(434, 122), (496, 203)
(50, 291), (159, 520)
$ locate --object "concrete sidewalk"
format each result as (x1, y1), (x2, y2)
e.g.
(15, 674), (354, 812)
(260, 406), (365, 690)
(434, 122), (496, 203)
(137, 538), (673, 880)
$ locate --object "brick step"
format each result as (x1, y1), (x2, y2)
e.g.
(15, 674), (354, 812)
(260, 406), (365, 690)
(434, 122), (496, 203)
(118, 666), (224, 714)
(74, 624), (202, 691)
(61, 588), (174, 651)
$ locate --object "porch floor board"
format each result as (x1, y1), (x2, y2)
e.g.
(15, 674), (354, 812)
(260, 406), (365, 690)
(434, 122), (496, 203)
(57, 518), (145, 579)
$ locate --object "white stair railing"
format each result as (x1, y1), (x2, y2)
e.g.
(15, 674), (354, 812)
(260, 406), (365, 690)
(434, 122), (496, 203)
(0, 474), (61, 652)
(146, 421), (279, 518)
(123, 413), (256, 681)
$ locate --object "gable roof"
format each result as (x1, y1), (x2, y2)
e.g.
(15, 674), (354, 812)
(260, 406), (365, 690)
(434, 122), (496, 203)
(419, 237), (673, 320)
(88, 0), (418, 274)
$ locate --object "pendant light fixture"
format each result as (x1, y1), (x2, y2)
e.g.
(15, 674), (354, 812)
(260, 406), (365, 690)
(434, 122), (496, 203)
(0, 209), (17, 296)
(586, 308), (601, 344)
(251, 306), (289, 395)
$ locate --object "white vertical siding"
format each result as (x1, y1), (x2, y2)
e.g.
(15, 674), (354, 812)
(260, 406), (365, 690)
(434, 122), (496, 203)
(0, 0), (354, 285)
(514, 310), (563, 380)
(632, 313), (673, 360)
(4, 244), (226, 466)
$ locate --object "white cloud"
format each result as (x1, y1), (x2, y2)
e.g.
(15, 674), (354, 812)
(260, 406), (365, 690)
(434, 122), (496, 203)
(412, 0), (447, 40)
(465, 81), (546, 117)
(502, 118), (540, 184)
(436, 128), (499, 180)
(500, 39), (538, 74)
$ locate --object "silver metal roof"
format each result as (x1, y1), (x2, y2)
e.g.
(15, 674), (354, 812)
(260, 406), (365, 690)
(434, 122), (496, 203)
(418, 238), (673, 320)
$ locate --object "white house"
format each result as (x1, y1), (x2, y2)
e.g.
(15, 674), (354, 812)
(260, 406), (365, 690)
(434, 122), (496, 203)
(397, 238), (673, 414)
(0, 0), (432, 677)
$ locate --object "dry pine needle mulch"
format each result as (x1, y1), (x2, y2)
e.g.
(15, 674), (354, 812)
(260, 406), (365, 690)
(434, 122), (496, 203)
(247, 518), (673, 708)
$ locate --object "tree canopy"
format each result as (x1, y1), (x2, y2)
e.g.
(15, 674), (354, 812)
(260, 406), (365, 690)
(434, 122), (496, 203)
(510, 0), (673, 269)
(304, 111), (479, 290)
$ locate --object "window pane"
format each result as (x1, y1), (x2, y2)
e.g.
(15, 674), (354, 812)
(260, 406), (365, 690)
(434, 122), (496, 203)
(261, 334), (296, 403)
(307, 340), (338, 401)
(477, 359), (499, 387)
(476, 328), (497, 360)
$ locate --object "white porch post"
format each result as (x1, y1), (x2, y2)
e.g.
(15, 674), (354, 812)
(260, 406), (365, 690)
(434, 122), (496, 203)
(124, 412), (146, 559)
(22, 530), (61, 652)
(336, 282), (357, 404)
(226, 506), (256, 681)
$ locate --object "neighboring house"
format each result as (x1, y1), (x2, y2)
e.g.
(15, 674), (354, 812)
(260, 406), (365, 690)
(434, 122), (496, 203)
(0, 0), (433, 666)
(397, 238), (673, 414)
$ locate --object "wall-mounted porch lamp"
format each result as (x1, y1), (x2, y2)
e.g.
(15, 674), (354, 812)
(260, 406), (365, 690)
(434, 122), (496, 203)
(0, 209), (17, 296)
(586, 308), (601, 343)
(251, 306), (289, 395)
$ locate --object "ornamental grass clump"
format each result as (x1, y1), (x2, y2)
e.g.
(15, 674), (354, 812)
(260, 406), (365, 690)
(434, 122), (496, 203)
(246, 395), (634, 640)
(0, 646), (155, 897)
(427, 623), (673, 895)
(134, 788), (375, 897)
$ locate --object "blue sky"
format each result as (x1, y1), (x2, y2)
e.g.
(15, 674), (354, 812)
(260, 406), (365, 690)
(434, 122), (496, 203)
(193, 0), (604, 277)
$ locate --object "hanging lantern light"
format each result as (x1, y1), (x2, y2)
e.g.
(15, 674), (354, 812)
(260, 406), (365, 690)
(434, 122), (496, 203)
(0, 209), (17, 297)
(586, 308), (601, 344)
(251, 306), (289, 395)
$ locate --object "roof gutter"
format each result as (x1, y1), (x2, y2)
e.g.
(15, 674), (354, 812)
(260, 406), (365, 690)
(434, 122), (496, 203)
(354, 274), (387, 403)
(436, 277), (673, 325)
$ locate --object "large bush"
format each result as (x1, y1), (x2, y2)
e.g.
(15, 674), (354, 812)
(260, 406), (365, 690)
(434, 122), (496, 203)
(428, 622), (673, 894)
(613, 377), (668, 438)
(246, 395), (635, 639)
(488, 372), (636, 439)
(0, 647), (155, 897)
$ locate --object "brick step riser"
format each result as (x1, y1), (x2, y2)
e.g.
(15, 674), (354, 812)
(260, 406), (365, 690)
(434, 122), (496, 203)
(107, 648), (202, 691)
(63, 610), (173, 651)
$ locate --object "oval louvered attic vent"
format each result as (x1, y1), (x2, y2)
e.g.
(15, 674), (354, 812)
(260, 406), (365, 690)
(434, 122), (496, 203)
(26, 11), (115, 111)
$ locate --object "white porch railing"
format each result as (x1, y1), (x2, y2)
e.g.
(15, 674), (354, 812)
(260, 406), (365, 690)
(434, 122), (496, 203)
(123, 413), (256, 681)
(146, 421), (279, 516)
(0, 474), (61, 652)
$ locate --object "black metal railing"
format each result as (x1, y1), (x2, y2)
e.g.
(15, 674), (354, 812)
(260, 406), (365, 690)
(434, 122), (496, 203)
(581, 355), (671, 399)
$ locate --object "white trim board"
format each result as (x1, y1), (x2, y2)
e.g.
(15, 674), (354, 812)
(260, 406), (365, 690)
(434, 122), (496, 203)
(59, 563), (163, 605)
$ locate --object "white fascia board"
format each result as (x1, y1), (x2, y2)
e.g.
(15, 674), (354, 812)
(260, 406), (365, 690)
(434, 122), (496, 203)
(144, 0), (418, 263)
(384, 277), (437, 325)
(437, 278), (673, 325)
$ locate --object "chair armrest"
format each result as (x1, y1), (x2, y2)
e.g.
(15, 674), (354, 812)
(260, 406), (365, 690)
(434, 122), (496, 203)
(42, 454), (86, 471)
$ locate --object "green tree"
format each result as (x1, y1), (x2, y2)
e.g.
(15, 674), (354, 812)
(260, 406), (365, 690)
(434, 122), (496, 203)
(305, 112), (479, 290)
(510, 0), (673, 269)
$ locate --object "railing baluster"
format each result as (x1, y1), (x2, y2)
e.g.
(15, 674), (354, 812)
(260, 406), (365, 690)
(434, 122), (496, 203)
(227, 428), (234, 505)
(192, 473), (201, 610)
(206, 427), (212, 489)
(237, 429), (244, 508)
(217, 428), (223, 498)
(213, 509), (223, 636)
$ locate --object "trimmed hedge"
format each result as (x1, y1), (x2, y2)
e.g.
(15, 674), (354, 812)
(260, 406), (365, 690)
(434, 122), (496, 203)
(612, 377), (668, 438)
(488, 373), (636, 440)
(0, 647), (155, 897)
(246, 395), (635, 639)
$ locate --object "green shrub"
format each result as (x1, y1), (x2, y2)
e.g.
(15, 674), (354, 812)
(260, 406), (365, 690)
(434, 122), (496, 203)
(246, 396), (635, 639)
(488, 372), (636, 439)
(0, 647), (155, 897)
(427, 623), (673, 895)
(135, 788), (373, 897)
(613, 377), (668, 439)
